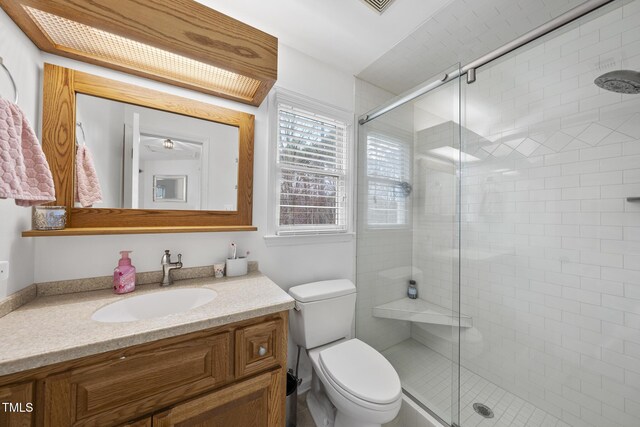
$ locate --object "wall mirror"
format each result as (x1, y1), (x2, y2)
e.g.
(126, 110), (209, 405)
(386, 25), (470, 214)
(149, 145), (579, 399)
(75, 93), (239, 211)
(26, 64), (255, 236)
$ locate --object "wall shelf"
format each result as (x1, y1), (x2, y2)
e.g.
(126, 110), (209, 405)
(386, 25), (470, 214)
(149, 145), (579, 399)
(373, 298), (473, 328)
(22, 225), (257, 237)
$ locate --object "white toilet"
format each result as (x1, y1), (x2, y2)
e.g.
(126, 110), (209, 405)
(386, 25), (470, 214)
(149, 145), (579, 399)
(289, 279), (402, 427)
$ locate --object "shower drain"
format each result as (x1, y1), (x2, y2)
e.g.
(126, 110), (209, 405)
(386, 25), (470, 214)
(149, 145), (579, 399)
(473, 403), (495, 418)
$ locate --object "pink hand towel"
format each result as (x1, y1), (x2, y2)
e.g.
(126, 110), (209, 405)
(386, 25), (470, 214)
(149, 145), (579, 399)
(0, 98), (56, 206)
(75, 144), (103, 207)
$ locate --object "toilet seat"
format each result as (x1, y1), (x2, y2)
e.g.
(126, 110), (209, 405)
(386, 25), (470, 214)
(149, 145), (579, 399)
(317, 339), (401, 407)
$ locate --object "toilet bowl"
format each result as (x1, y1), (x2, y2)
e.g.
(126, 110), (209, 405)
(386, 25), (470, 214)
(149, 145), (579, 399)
(308, 339), (401, 427)
(288, 280), (402, 427)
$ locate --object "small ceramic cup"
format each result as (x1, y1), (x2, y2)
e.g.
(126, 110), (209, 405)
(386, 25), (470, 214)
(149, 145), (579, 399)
(213, 263), (225, 278)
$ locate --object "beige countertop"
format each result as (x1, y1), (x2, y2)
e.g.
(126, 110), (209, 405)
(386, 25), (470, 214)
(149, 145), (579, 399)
(0, 272), (294, 376)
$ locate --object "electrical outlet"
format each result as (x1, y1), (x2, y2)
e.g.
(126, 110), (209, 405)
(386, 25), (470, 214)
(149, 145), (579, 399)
(0, 261), (9, 281)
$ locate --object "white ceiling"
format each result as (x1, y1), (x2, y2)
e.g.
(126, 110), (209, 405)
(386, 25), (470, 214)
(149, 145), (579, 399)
(197, 0), (597, 94)
(359, 0), (587, 94)
(196, 0), (454, 75)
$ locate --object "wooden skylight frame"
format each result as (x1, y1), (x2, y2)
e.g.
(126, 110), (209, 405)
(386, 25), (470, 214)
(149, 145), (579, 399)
(0, 0), (278, 106)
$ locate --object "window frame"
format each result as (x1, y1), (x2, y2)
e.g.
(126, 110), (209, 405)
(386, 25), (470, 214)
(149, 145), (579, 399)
(267, 88), (355, 240)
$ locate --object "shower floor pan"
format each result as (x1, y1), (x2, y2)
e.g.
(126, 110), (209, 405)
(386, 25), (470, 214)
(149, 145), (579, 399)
(383, 339), (571, 427)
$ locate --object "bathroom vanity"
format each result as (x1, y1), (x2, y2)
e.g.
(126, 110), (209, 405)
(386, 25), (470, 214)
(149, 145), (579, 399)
(0, 273), (293, 426)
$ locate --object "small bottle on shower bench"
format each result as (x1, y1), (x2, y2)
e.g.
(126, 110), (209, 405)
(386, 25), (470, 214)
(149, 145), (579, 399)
(408, 280), (418, 299)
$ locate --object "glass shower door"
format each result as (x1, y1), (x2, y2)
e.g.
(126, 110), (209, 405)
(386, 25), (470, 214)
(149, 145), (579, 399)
(410, 63), (462, 427)
(355, 63), (463, 427)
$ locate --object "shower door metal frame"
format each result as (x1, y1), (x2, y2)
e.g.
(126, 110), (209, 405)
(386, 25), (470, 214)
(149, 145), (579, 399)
(358, 0), (615, 125)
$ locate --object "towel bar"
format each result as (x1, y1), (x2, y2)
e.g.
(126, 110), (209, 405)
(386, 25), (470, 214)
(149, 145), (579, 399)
(0, 56), (18, 104)
(628, 197), (640, 202)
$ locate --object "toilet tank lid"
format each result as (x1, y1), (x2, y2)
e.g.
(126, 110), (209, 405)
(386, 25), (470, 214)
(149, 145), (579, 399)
(288, 279), (355, 302)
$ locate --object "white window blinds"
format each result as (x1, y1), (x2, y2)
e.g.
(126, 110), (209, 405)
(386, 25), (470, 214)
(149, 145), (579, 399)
(276, 102), (350, 235)
(366, 133), (411, 227)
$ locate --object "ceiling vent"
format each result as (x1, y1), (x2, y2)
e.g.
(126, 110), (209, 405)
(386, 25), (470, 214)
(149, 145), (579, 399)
(360, 0), (397, 14)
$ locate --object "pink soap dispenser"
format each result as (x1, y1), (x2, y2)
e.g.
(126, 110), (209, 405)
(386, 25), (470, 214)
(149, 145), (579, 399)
(113, 250), (136, 294)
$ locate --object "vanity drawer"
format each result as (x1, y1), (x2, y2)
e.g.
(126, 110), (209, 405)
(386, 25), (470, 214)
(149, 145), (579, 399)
(153, 370), (282, 427)
(44, 332), (232, 426)
(235, 319), (284, 378)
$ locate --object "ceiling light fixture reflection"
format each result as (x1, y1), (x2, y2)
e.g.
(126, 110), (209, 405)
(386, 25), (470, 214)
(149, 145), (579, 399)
(428, 146), (480, 163)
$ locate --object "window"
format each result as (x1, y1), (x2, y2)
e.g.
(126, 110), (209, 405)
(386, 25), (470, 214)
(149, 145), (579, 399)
(272, 91), (352, 236)
(366, 133), (411, 227)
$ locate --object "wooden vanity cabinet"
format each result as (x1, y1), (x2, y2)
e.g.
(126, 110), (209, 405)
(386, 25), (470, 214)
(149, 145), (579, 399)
(236, 319), (283, 378)
(154, 370), (282, 427)
(0, 312), (287, 427)
(121, 418), (151, 427)
(0, 381), (33, 427)
(44, 332), (233, 426)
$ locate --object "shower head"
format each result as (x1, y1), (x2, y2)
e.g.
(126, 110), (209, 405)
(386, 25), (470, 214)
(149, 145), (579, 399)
(594, 70), (640, 94)
(396, 181), (412, 197)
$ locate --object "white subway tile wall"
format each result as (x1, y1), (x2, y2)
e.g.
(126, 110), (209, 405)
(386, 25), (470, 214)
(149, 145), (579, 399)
(356, 78), (414, 351)
(413, 3), (640, 427)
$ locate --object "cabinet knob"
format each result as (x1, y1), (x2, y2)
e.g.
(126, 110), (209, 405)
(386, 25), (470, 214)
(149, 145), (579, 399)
(258, 346), (267, 356)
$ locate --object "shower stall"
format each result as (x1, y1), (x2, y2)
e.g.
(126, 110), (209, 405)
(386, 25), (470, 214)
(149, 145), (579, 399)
(355, 1), (640, 426)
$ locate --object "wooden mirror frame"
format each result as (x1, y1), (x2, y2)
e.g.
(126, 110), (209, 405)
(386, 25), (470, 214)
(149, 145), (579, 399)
(24, 63), (255, 236)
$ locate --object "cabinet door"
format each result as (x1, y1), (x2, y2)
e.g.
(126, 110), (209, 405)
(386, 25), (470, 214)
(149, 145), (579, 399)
(153, 370), (284, 427)
(44, 332), (232, 426)
(235, 319), (284, 378)
(0, 382), (33, 427)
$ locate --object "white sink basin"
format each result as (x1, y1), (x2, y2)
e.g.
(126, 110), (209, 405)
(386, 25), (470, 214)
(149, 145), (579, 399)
(91, 288), (217, 323)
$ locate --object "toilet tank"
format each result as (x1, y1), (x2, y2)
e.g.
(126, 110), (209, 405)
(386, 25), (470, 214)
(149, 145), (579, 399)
(288, 279), (356, 349)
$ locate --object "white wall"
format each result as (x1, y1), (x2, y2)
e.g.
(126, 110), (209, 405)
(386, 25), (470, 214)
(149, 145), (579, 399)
(75, 94), (126, 208)
(413, 121), (459, 309)
(0, 14), (356, 380)
(140, 159), (201, 209)
(0, 12), (357, 293)
(33, 44), (355, 291)
(204, 126), (238, 211)
(355, 78), (414, 351)
(0, 9), (41, 298)
(30, 44), (356, 391)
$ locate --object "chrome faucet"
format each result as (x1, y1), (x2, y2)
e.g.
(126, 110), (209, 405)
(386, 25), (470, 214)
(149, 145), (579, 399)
(161, 250), (183, 286)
